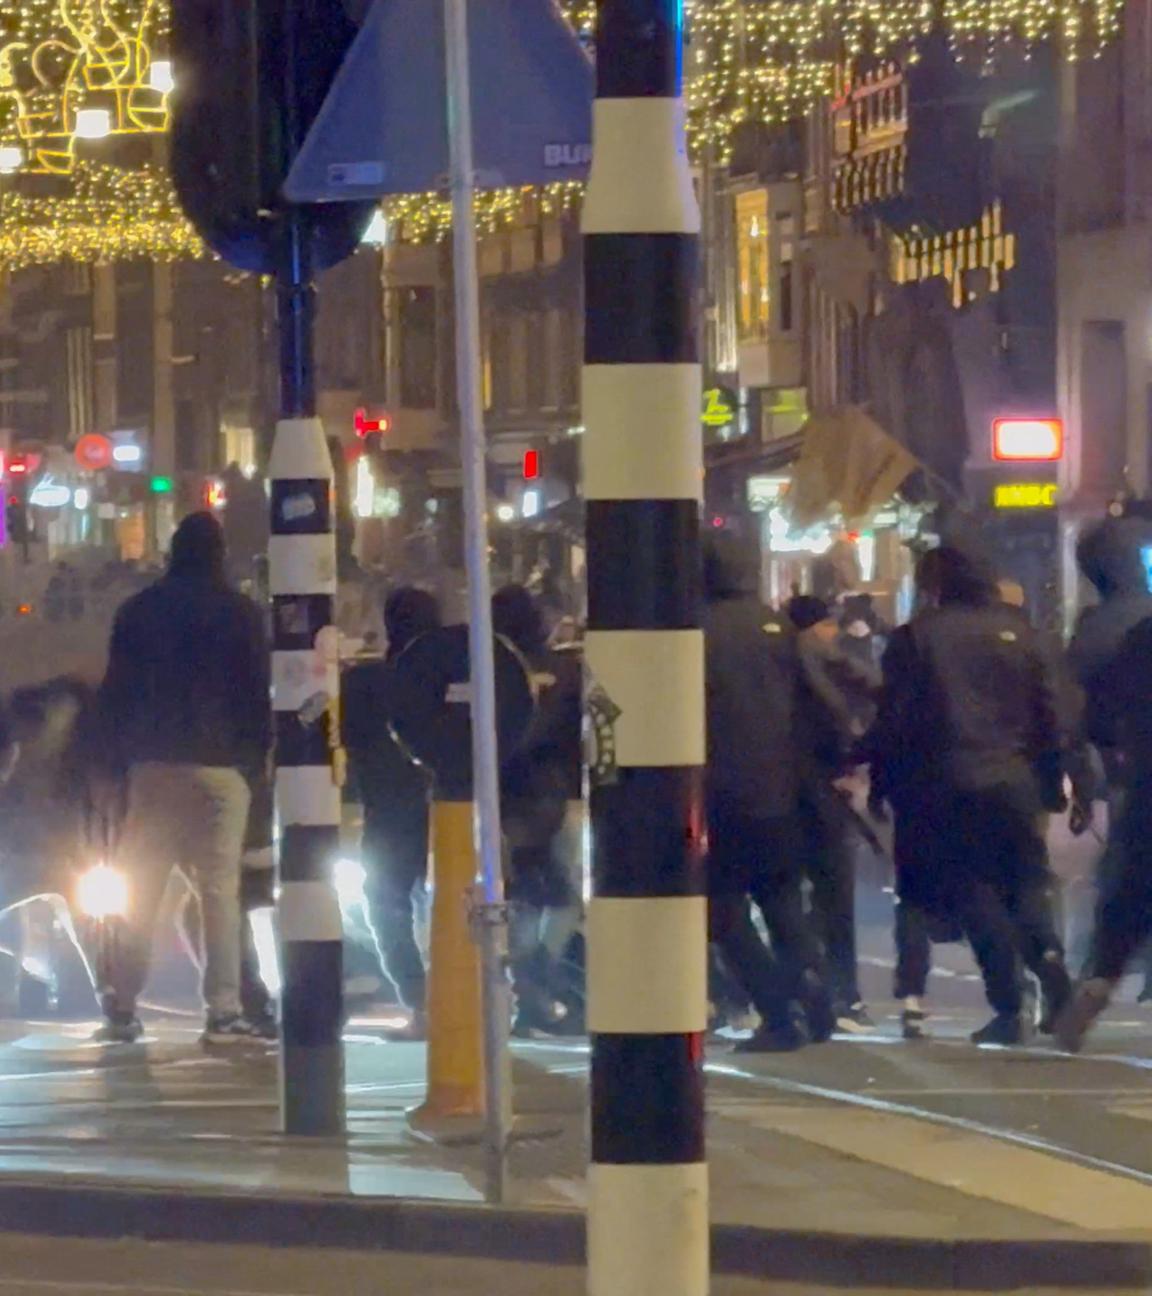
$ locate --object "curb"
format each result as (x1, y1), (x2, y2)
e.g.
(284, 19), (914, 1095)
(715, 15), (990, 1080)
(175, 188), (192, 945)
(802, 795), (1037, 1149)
(0, 1177), (1146, 1289)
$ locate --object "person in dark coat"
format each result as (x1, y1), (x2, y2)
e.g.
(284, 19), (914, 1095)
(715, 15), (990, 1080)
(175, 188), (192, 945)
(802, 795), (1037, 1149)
(704, 534), (834, 1052)
(1067, 517), (1152, 990)
(343, 587), (441, 1037)
(788, 594), (881, 1030)
(865, 545), (1071, 1046)
(97, 511), (271, 1045)
(492, 584), (583, 1035)
(1058, 609), (1152, 1049)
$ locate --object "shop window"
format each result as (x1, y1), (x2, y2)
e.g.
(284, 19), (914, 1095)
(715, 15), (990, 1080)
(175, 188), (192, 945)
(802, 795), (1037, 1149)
(736, 189), (771, 344)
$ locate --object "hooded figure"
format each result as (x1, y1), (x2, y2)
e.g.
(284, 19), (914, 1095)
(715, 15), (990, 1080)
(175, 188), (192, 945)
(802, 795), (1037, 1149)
(343, 586), (442, 1034)
(703, 533), (835, 1053)
(95, 511), (271, 1046)
(1069, 517), (1152, 757)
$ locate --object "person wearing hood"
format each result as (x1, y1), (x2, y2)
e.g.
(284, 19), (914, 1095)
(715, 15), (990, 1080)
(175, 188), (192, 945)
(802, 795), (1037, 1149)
(96, 512), (271, 1045)
(704, 532), (834, 1052)
(492, 583), (583, 1035)
(865, 545), (1071, 1047)
(344, 586), (441, 1037)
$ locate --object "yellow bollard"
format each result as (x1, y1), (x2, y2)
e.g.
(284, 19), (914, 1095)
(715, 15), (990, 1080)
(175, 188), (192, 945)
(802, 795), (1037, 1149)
(409, 798), (485, 1128)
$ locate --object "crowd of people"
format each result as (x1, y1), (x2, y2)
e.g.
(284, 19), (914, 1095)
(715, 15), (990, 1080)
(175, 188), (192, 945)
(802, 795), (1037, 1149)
(2, 507), (1152, 1058)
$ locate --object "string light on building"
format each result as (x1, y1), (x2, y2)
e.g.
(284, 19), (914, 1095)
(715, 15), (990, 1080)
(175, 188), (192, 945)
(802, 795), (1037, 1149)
(0, 0), (1125, 264)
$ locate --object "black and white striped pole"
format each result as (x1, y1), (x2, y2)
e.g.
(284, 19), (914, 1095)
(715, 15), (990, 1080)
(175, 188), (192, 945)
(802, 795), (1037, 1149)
(583, 1), (708, 1293)
(269, 205), (345, 1138)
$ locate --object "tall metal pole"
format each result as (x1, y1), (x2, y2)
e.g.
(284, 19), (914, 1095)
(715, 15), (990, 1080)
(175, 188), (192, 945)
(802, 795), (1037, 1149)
(270, 0), (345, 1137)
(583, 0), (708, 1293)
(444, 0), (511, 1203)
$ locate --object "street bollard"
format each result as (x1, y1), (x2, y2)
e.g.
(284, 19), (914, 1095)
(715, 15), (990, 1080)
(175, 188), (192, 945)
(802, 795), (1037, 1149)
(391, 625), (533, 1139)
(418, 798), (484, 1122)
(582, 1), (709, 1294)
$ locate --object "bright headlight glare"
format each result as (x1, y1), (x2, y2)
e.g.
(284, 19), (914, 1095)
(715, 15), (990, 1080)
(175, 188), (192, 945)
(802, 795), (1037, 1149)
(333, 856), (366, 905)
(77, 864), (129, 919)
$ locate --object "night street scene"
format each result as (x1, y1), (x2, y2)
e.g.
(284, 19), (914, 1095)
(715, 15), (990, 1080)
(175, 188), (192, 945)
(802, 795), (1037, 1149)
(4, 0), (1152, 1293)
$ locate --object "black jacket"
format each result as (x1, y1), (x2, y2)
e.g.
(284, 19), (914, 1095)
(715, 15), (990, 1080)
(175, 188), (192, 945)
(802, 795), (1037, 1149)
(866, 603), (1064, 809)
(343, 656), (429, 825)
(705, 593), (802, 820)
(98, 573), (271, 775)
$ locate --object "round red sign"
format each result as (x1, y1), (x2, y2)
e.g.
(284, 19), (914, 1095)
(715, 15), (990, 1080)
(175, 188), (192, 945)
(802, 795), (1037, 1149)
(75, 433), (113, 472)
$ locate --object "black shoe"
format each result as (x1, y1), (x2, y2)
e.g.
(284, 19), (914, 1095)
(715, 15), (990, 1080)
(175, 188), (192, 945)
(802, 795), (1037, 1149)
(800, 971), (836, 1044)
(836, 1002), (876, 1034)
(1037, 957), (1073, 1035)
(971, 1012), (1033, 1047)
(734, 1022), (808, 1054)
(1055, 978), (1111, 1054)
(201, 1014), (257, 1045)
(246, 1012), (279, 1041)
(93, 1013), (143, 1044)
(901, 1007), (928, 1040)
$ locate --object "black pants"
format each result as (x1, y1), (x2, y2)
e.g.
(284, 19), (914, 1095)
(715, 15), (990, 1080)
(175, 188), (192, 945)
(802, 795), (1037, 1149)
(362, 807), (428, 1012)
(798, 784), (861, 1008)
(932, 785), (1064, 1016)
(708, 807), (824, 1032)
(1090, 783), (1152, 982)
(893, 900), (931, 1000)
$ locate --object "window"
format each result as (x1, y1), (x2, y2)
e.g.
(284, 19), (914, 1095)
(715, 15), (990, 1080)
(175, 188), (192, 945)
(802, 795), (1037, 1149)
(776, 213), (795, 333)
(388, 287), (435, 409)
(736, 189), (770, 344)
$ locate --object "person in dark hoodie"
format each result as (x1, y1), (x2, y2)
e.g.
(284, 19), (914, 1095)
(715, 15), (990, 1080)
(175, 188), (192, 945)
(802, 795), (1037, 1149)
(97, 512), (271, 1045)
(866, 545), (1071, 1046)
(1066, 517), (1152, 982)
(343, 586), (441, 1037)
(492, 583), (583, 1035)
(704, 532), (834, 1052)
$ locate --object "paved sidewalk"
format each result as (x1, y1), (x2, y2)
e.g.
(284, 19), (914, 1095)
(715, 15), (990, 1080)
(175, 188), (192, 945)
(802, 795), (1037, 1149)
(0, 1015), (1149, 1288)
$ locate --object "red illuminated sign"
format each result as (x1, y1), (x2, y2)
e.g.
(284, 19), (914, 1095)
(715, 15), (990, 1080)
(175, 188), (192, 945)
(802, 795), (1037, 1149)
(354, 408), (391, 438)
(75, 433), (114, 472)
(992, 417), (1063, 462)
(523, 449), (540, 480)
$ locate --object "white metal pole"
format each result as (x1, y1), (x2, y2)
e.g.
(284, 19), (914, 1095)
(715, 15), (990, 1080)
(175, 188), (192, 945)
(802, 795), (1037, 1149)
(444, 0), (511, 1205)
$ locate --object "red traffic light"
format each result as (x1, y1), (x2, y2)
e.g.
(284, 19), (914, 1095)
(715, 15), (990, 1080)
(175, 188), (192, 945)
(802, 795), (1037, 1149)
(523, 449), (540, 480)
(992, 417), (1063, 462)
(354, 407), (391, 438)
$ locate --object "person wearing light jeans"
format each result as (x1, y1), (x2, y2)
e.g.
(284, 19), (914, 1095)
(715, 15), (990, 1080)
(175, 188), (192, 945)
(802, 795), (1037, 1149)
(111, 763), (250, 1029)
(96, 512), (271, 1045)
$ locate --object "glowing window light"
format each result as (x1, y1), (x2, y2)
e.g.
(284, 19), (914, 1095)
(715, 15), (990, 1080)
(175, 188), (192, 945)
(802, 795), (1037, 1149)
(148, 60), (175, 94)
(0, 146), (24, 175)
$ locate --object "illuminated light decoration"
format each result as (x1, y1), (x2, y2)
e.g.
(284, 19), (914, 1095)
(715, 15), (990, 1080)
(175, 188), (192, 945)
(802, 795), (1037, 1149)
(831, 62), (908, 214)
(0, 160), (201, 270)
(74, 108), (112, 141)
(0, 0), (171, 178)
(0, 145), (23, 175)
(523, 449), (540, 480)
(111, 442), (142, 464)
(993, 417), (1063, 462)
(148, 58), (174, 94)
(73, 486), (91, 509)
(522, 488), (541, 519)
(204, 478), (226, 510)
(890, 201), (1016, 309)
(149, 474), (172, 494)
(0, 0), (1124, 261)
(353, 457), (375, 519)
(702, 386), (737, 429)
(496, 503), (516, 523)
(7, 458), (28, 476)
(993, 482), (1059, 508)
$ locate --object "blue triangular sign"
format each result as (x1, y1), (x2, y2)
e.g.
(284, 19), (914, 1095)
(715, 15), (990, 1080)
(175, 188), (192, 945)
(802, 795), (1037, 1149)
(284, 0), (593, 203)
